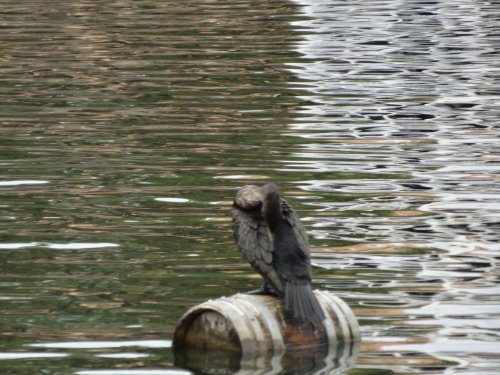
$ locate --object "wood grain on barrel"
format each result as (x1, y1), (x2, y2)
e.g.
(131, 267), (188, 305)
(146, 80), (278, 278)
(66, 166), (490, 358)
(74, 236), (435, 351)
(173, 291), (359, 354)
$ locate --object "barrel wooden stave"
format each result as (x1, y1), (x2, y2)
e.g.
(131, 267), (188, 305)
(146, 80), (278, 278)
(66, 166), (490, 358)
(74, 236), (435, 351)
(173, 290), (359, 354)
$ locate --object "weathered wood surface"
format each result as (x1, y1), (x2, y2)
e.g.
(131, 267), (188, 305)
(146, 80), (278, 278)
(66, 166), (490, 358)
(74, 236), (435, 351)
(173, 290), (359, 355)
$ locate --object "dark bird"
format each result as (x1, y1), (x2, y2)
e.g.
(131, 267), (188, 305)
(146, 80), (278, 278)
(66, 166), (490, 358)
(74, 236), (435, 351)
(232, 183), (325, 323)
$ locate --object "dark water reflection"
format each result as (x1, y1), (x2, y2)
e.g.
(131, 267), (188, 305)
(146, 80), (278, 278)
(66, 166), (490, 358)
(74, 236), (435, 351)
(1, 0), (499, 374)
(174, 342), (359, 375)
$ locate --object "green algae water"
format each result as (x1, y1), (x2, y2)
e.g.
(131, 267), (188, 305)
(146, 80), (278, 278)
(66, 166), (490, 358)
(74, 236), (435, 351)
(1, 0), (499, 373)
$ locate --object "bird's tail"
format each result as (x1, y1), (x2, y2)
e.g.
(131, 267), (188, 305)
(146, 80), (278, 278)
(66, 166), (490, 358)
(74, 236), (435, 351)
(284, 280), (326, 323)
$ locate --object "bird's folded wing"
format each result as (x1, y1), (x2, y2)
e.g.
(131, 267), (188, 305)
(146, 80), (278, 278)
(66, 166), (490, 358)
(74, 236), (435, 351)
(281, 199), (311, 258)
(232, 206), (284, 293)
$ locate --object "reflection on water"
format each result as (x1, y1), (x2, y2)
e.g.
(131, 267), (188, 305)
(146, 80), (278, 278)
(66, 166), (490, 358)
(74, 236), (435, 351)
(1, 0), (499, 374)
(290, 1), (500, 372)
(175, 341), (359, 374)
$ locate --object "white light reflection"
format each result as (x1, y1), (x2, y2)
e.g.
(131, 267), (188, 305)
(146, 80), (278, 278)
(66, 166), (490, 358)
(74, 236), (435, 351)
(30, 340), (172, 349)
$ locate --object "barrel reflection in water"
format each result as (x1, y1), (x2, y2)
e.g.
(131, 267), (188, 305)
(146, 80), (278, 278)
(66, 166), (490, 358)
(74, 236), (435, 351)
(174, 341), (359, 375)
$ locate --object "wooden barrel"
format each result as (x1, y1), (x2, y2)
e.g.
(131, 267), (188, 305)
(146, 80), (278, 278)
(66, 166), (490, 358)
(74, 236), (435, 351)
(173, 290), (359, 356)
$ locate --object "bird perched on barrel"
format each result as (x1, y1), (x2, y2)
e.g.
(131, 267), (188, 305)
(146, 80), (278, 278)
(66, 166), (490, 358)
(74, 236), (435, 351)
(232, 183), (325, 323)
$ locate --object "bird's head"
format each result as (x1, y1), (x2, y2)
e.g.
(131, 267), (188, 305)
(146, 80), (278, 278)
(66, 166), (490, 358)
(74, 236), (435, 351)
(234, 185), (262, 210)
(234, 183), (283, 231)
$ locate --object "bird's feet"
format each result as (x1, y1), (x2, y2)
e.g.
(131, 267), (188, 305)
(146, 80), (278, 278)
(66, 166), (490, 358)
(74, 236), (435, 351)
(246, 288), (269, 295)
(246, 282), (281, 296)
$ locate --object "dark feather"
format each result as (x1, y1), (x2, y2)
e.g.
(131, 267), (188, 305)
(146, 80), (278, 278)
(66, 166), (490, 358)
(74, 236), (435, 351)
(281, 199), (311, 259)
(232, 205), (284, 294)
(285, 281), (325, 322)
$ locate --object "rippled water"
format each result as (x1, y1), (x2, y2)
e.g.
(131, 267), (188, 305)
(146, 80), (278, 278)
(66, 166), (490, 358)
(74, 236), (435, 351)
(1, 0), (499, 374)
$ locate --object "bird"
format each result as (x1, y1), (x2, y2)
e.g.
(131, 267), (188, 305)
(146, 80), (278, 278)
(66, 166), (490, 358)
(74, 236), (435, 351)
(232, 183), (325, 323)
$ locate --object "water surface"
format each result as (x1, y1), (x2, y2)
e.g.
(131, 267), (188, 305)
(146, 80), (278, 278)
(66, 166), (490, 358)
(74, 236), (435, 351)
(1, 0), (499, 374)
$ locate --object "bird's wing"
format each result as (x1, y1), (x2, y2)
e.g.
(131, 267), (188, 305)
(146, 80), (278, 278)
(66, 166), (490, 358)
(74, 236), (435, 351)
(281, 199), (311, 258)
(231, 205), (284, 293)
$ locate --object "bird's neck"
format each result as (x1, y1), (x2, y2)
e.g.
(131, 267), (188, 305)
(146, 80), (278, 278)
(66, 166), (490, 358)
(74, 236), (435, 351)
(262, 195), (282, 232)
